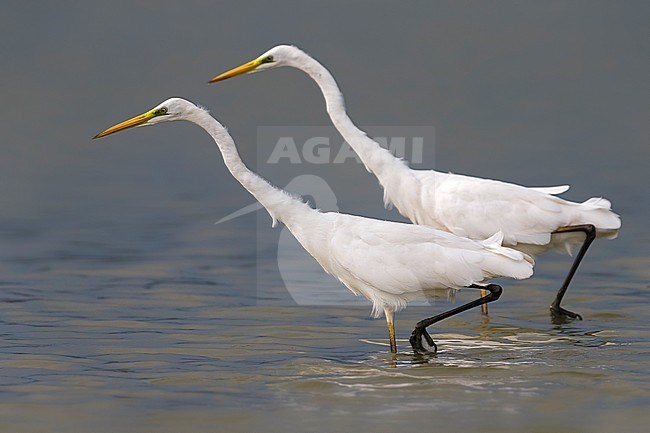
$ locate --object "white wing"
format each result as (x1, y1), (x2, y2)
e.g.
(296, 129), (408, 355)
(402, 171), (618, 248)
(425, 173), (568, 245)
(324, 214), (533, 316)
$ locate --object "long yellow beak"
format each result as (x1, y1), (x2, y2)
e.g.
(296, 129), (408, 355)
(94, 111), (155, 139)
(208, 57), (264, 83)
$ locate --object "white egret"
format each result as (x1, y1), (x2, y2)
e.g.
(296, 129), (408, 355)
(209, 45), (621, 321)
(94, 97), (534, 354)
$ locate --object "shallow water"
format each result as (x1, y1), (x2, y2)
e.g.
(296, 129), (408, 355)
(0, 193), (648, 432)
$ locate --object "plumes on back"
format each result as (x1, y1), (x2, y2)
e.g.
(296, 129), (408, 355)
(400, 171), (621, 255)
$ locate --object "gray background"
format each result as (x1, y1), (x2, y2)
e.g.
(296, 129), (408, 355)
(2, 1), (647, 230)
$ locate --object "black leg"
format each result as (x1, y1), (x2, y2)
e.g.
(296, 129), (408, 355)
(409, 284), (503, 355)
(550, 224), (596, 321)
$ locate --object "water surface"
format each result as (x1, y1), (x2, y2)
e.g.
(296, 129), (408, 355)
(0, 195), (647, 432)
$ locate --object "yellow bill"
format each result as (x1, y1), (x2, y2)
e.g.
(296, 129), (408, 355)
(94, 111), (155, 139)
(208, 57), (264, 83)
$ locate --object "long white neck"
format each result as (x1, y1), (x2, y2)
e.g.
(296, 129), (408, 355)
(190, 107), (316, 229)
(293, 51), (413, 195)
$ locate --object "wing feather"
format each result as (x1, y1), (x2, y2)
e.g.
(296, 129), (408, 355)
(415, 172), (575, 246)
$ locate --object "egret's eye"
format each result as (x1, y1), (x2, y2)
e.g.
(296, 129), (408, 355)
(264, 55), (274, 63)
(154, 107), (168, 116)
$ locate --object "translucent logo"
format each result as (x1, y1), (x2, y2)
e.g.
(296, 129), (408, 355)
(217, 125), (435, 306)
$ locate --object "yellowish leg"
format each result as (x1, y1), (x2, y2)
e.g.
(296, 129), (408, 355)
(480, 288), (489, 315)
(384, 306), (397, 353)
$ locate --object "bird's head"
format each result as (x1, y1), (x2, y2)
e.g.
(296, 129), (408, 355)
(208, 45), (303, 84)
(93, 97), (200, 138)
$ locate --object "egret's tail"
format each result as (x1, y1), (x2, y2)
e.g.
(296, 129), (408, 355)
(573, 197), (621, 239)
(481, 231), (535, 280)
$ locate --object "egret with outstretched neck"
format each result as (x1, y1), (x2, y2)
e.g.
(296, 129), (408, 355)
(94, 97), (534, 354)
(209, 45), (621, 321)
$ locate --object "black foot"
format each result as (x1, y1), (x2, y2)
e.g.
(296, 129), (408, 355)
(409, 327), (437, 355)
(550, 305), (583, 322)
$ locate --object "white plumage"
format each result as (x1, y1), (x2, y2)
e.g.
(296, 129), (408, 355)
(407, 172), (620, 254)
(94, 97), (534, 354)
(209, 45), (621, 319)
(326, 219), (532, 317)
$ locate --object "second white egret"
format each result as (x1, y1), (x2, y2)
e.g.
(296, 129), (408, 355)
(209, 45), (621, 321)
